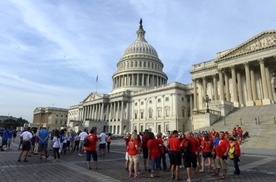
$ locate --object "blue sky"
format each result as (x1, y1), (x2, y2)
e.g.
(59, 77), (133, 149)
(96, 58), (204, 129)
(0, 0), (275, 122)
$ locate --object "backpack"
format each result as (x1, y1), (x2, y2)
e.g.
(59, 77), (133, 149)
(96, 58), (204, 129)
(229, 146), (235, 159)
(182, 139), (191, 153)
(83, 137), (89, 147)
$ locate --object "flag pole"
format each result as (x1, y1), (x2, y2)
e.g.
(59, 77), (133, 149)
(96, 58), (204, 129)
(96, 75), (98, 93)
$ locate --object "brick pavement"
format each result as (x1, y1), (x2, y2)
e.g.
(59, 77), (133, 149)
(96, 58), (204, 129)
(0, 137), (276, 182)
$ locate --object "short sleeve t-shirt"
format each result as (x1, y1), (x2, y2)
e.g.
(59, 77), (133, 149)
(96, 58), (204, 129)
(215, 138), (230, 157)
(128, 139), (139, 156)
(168, 136), (180, 152)
(147, 139), (161, 159)
(85, 134), (98, 151)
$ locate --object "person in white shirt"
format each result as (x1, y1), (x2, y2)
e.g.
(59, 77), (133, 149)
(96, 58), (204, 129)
(99, 130), (107, 156)
(78, 128), (88, 156)
(18, 127), (32, 162)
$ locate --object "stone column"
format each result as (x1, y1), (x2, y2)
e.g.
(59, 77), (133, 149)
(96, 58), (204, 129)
(213, 74), (218, 100)
(193, 79), (198, 111)
(250, 69), (257, 101)
(121, 101), (124, 121)
(244, 62), (254, 106)
(259, 59), (271, 105)
(101, 103), (104, 121)
(202, 77), (207, 109)
(237, 71), (244, 106)
(231, 65), (239, 107)
(136, 74), (139, 86)
(147, 74), (150, 87)
(132, 74), (134, 86)
(189, 94), (193, 117)
(106, 104), (110, 121)
(142, 74), (144, 86)
(110, 102), (113, 121)
(265, 66), (273, 101)
(218, 69), (224, 100)
(224, 71), (230, 101)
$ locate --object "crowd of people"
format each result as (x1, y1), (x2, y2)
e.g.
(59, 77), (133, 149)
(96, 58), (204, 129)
(0, 125), (247, 181)
(123, 125), (245, 181)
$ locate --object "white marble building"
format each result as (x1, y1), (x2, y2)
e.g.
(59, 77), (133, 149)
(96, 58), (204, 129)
(67, 20), (276, 134)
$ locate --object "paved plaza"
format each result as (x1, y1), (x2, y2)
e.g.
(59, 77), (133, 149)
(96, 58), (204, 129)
(0, 137), (276, 182)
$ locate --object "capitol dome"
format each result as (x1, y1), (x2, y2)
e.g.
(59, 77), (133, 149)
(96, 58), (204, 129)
(111, 19), (168, 93)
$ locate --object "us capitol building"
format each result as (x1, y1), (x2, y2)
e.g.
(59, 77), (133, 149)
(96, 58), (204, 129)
(63, 20), (276, 135)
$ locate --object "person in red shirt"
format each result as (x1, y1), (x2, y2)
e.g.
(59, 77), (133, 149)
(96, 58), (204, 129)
(200, 134), (213, 172)
(229, 137), (241, 174)
(142, 129), (149, 172)
(127, 132), (140, 178)
(156, 132), (168, 171)
(85, 128), (99, 170)
(147, 132), (161, 178)
(167, 130), (181, 180)
(124, 132), (131, 172)
(183, 131), (199, 182)
(211, 132), (230, 179)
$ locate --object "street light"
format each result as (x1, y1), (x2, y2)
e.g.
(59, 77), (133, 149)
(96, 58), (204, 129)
(205, 95), (211, 113)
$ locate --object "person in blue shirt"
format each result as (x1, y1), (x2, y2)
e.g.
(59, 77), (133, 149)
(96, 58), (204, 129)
(7, 127), (13, 150)
(1, 127), (8, 151)
(37, 127), (50, 161)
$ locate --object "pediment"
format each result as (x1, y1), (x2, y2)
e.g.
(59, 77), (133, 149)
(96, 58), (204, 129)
(218, 30), (276, 60)
(83, 92), (103, 102)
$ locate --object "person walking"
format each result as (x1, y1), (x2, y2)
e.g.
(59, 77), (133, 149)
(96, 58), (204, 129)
(127, 132), (140, 178)
(99, 130), (107, 156)
(78, 129), (88, 157)
(106, 133), (112, 152)
(52, 130), (61, 162)
(18, 127), (32, 162)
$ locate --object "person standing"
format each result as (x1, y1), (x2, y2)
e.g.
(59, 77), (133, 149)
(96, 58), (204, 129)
(167, 130), (181, 180)
(142, 129), (149, 172)
(1, 127), (8, 151)
(12, 129), (17, 142)
(78, 128), (88, 156)
(229, 137), (241, 175)
(211, 132), (230, 179)
(7, 127), (13, 150)
(85, 128), (99, 170)
(38, 127), (50, 161)
(18, 127), (32, 162)
(127, 132), (140, 178)
(99, 130), (107, 156)
(52, 130), (61, 162)
(106, 133), (112, 152)
(147, 132), (161, 178)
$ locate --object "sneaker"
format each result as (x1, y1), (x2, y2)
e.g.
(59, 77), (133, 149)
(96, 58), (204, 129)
(199, 169), (204, 173)
(23, 159), (28, 162)
(220, 175), (226, 179)
(18, 159), (21, 162)
(129, 173), (134, 177)
(134, 174), (140, 178)
(1, 149), (4, 151)
(78, 154), (83, 157)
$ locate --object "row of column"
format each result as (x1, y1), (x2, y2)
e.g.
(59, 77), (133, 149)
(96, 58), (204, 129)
(193, 58), (273, 110)
(82, 101), (129, 122)
(113, 73), (166, 89)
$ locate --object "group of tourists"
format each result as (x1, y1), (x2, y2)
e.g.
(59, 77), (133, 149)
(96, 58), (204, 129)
(124, 126), (243, 181)
(11, 126), (112, 169)
(0, 127), (17, 151)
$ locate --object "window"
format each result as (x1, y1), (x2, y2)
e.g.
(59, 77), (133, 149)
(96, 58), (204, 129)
(141, 101), (144, 105)
(149, 100), (152, 104)
(141, 112), (144, 119)
(182, 97), (184, 101)
(165, 97), (169, 101)
(135, 102), (138, 106)
(165, 109), (170, 117)
(149, 108), (153, 118)
(135, 113), (137, 119)
(158, 110), (162, 117)
(158, 98), (161, 102)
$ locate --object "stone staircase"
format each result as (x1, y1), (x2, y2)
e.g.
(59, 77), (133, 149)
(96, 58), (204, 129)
(195, 104), (276, 149)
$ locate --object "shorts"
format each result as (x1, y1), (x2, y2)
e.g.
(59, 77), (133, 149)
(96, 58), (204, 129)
(22, 141), (31, 151)
(142, 147), (148, 159)
(129, 154), (139, 163)
(184, 152), (197, 168)
(7, 138), (12, 144)
(79, 140), (84, 148)
(215, 157), (227, 170)
(38, 143), (48, 152)
(99, 143), (106, 149)
(86, 150), (98, 161)
(202, 152), (212, 158)
(170, 151), (181, 165)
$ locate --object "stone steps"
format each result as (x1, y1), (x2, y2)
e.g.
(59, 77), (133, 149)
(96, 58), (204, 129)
(195, 104), (276, 149)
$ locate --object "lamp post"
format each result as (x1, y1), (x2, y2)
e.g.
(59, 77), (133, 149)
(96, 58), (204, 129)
(205, 95), (211, 113)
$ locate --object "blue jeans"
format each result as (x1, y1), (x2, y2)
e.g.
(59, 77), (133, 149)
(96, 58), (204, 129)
(159, 153), (167, 170)
(150, 157), (160, 172)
